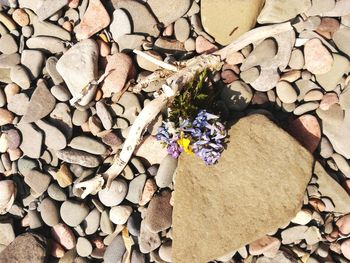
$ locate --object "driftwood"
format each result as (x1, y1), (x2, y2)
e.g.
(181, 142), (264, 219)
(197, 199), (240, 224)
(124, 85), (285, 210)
(75, 22), (294, 195)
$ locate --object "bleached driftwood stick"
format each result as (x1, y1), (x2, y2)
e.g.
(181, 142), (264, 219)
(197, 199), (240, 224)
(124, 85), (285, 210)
(75, 22), (294, 194)
(133, 49), (179, 72)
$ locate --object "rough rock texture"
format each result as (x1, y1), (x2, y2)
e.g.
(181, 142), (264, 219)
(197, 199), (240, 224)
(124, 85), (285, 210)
(0, 233), (49, 262)
(314, 161), (350, 214)
(172, 114), (313, 263)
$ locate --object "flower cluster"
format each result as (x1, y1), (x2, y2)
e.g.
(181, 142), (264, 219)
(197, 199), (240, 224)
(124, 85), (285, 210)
(156, 110), (227, 165)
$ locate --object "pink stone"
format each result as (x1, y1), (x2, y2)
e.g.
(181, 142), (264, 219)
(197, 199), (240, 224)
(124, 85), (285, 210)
(195, 36), (218, 54)
(336, 214), (350, 235)
(139, 178), (158, 206)
(75, 0), (110, 40)
(221, 70), (238, 84)
(316, 18), (340, 39)
(251, 91), (269, 105)
(135, 135), (168, 165)
(51, 223), (76, 250)
(163, 23), (174, 37)
(51, 240), (65, 258)
(226, 51), (244, 65)
(304, 38), (333, 75)
(97, 39), (110, 57)
(288, 114), (321, 153)
(249, 235), (281, 258)
(341, 239), (350, 260)
(101, 53), (135, 97)
(68, 0), (79, 8)
(320, 92), (339, 110)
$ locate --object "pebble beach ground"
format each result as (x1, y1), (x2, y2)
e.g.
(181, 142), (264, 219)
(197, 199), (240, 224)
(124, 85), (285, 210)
(0, 0), (350, 263)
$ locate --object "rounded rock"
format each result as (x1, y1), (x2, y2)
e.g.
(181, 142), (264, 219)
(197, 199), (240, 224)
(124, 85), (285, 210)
(341, 239), (350, 260)
(174, 18), (190, 42)
(76, 237), (93, 257)
(336, 214), (350, 235)
(12, 9), (30, 27)
(98, 179), (128, 207)
(60, 200), (89, 227)
(0, 109), (14, 125)
(221, 80), (253, 111)
(155, 155), (178, 188)
(109, 205), (133, 225)
(48, 183), (67, 202)
(159, 240), (172, 262)
(276, 81), (297, 103)
(304, 38), (333, 75)
(51, 85), (71, 102)
(40, 197), (60, 227)
(51, 223), (76, 250)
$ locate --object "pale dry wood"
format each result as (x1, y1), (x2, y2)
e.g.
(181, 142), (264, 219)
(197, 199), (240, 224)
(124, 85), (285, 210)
(133, 49), (179, 72)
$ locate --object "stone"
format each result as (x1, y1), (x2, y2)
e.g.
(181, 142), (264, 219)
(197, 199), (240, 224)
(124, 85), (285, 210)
(317, 103), (344, 125)
(82, 208), (100, 235)
(289, 49), (304, 70)
(135, 135), (168, 165)
(341, 239), (350, 260)
(314, 162), (350, 214)
(340, 87), (350, 110)
(249, 236), (281, 257)
(36, 120), (67, 150)
(98, 178), (128, 207)
(0, 233), (48, 262)
(0, 180), (16, 215)
(7, 93), (29, 116)
(281, 225), (308, 244)
(69, 136), (107, 155)
(0, 108), (14, 125)
(75, 0), (110, 40)
(96, 101), (113, 130)
(256, 251), (297, 263)
(258, 0), (311, 24)
(333, 28), (350, 57)
(60, 200), (89, 227)
(201, 0), (264, 45)
(293, 102), (319, 115)
(126, 174), (147, 204)
(276, 81), (297, 104)
(0, 53), (20, 69)
(48, 183), (67, 201)
(40, 197), (60, 227)
(173, 114), (313, 263)
(35, 0), (68, 21)
(21, 49), (45, 79)
(10, 65), (31, 89)
(72, 110), (89, 126)
(221, 80), (253, 111)
(17, 123), (43, 158)
(54, 163), (73, 188)
(0, 34), (18, 54)
(304, 39), (333, 75)
(22, 80), (56, 123)
(306, 0), (335, 16)
(144, 190), (172, 233)
(288, 115), (321, 153)
(195, 35), (218, 54)
(4, 129), (21, 150)
(50, 103), (73, 139)
(102, 53), (134, 97)
(100, 210), (114, 234)
(51, 223), (76, 250)
(0, 221), (15, 245)
(116, 34), (145, 52)
(103, 235), (126, 263)
(154, 37), (186, 54)
(116, 0), (159, 37)
(12, 8), (30, 26)
(304, 90), (323, 102)
(56, 148), (100, 168)
(46, 57), (64, 85)
(316, 54), (349, 92)
(155, 155), (177, 188)
(25, 169), (51, 194)
(291, 209), (313, 225)
(109, 205), (133, 224)
(109, 8), (131, 40)
(174, 17), (190, 42)
(131, 249), (145, 263)
(51, 85), (71, 102)
(56, 39), (98, 102)
(139, 220), (161, 254)
(26, 36), (67, 54)
(140, 179), (157, 206)
(76, 237), (92, 257)
(241, 39), (278, 71)
(136, 50), (162, 72)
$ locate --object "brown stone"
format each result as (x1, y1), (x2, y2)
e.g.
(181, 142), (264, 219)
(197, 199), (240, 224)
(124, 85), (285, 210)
(172, 114), (313, 263)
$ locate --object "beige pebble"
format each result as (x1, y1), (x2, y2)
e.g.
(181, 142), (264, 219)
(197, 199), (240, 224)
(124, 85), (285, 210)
(62, 21), (73, 32)
(8, 148), (22, 161)
(304, 90), (324, 101)
(163, 23), (174, 37)
(280, 70), (301, 83)
(289, 49), (304, 69)
(293, 102), (319, 115)
(319, 92), (338, 110)
(276, 81), (297, 103)
(226, 51), (244, 65)
(12, 9), (29, 27)
(0, 109), (14, 125)
(304, 38), (333, 74)
(4, 83), (20, 100)
(341, 239), (350, 260)
(97, 39), (110, 57)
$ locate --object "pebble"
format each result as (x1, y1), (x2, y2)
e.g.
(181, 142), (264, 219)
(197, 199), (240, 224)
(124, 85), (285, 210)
(69, 136), (107, 155)
(76, 237), (93, 257)
(21, 50), (45, 79)
(174, 18), (190, 42)
(304, 38), (333, 75)
(332, 153), (350, 178)
(39, 197), (60, 227)
(103, 235), (126, 263)
(249, 235), (281, 257)
(116, 0), (159, 37)
(288, 114), (321, 153)
(159, 240), (172, 262)
(281, 225), (308, 244)
(75, 0), (110, 39)
(102, 53), (134, 97)
(0, 108), (14, 125)
(316, 103), (344, 125)
(36, 120), (67, 150)
(51, 85), (71, 102)
(51, 223), (76, 250)
(240, 67), (260, 84)
(131, 249), (146, 263)
(56, 148), (100, 168)
(116, 34), (145, 52)
(144, 190), (172, 233)
(109, 8), (131, 40)
(0, 221), (15, 245)
(7, 93), (29, 115)
(48, 183), (67, 201)
(60, 200), (89, 227)
(21, 25), (33, 37)
(291, 209), (313, 225)
(341, 239), (350, 260)
(306, 0), (335, 16)
(195, 35), (218, 54)
(54, 163), (73, 188)
(82, 208), (100, 235)
(100, 210), (114, 234)
(24, 170), (51, 195)
(12, 8), (29, 26)
(320, 92), (338, 110)
(51, 241), (65, 258)
(305, 226), (322, 245)
(140, 178), (157, 206)
(0, 34), (18, 54)
(289, 49), (304, 69)
(10, 65), (31, 89)
(304, 90), (323, 102)
(293, 102), (319, 115)
(136, 50), (162, 72)
(340, 87), (350, 110)
(50, 103), (73, 139)
(221, 80), (253, 111)
(184, 38), (195, 51)
(155, 155), (177, 188)
(139, 220), (161, 254)
(4, 129), (21, 150)
(126, 174), (147, 204)
(109, 205), (133, 224)
(73, 109), (89, 126)
(98, 178), (128, 207)
(148, 0), (190, 27)
(96, 101), (113, 130)
(22, 80), (56, 123)
(276, 81), (297, 103)
(333, 28), (350, 58)
(28, 210), (43, 229)
(46, 57), (64, 85)
(26, 36), (67, 54)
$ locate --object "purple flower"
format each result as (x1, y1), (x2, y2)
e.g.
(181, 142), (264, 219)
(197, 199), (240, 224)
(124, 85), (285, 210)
(167, 141), (182, 158)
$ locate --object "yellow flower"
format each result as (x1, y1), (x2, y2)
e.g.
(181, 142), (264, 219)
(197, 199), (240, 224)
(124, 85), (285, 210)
(177, 137), (193, 154)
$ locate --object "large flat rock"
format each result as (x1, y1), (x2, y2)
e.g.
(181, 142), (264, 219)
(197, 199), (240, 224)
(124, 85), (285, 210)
(172, 114), (313, 263)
